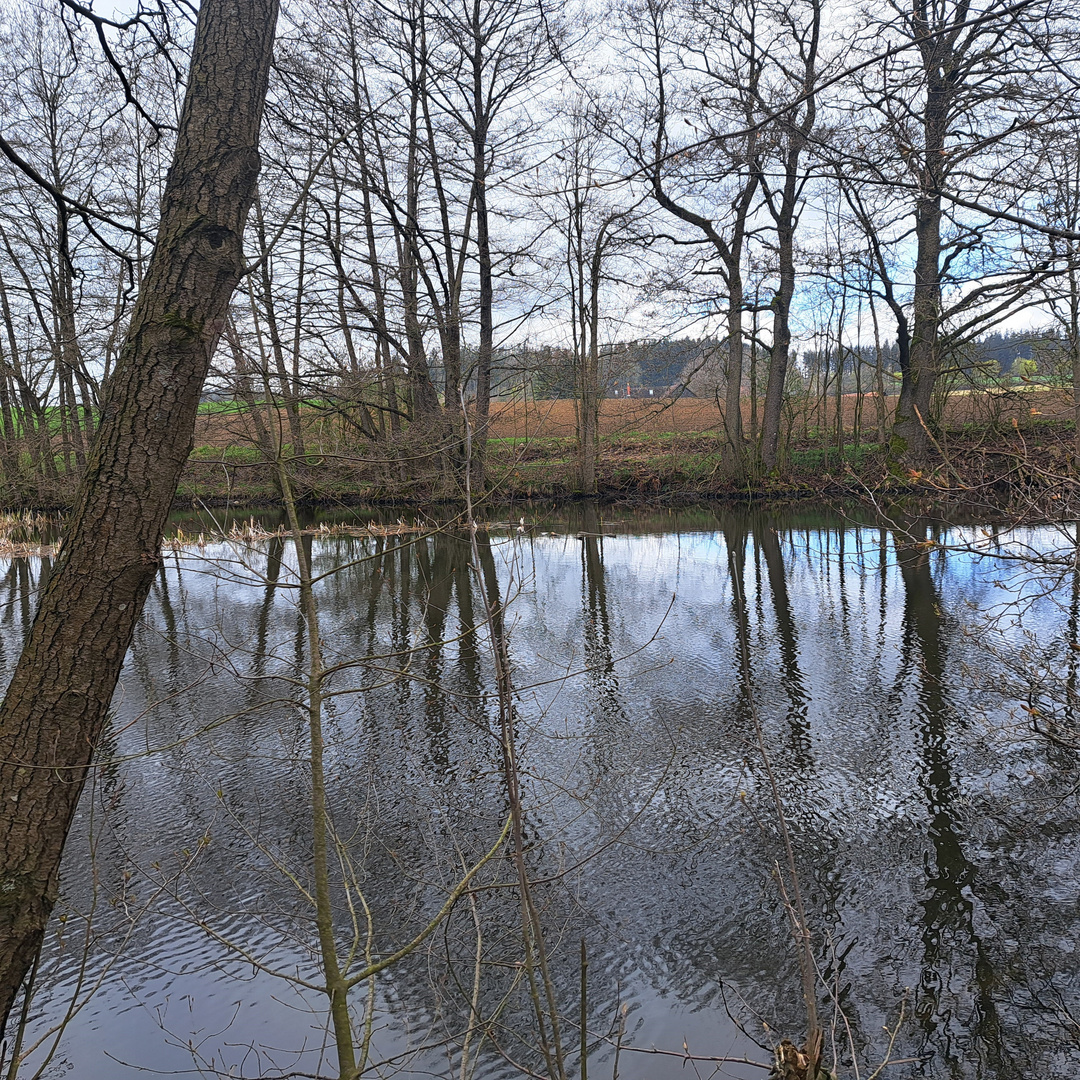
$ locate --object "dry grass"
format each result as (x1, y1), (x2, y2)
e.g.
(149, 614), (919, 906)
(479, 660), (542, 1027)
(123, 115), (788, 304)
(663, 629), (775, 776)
(161, 518), (432, 550)
(0, 516), (438, 559)
(0, 511), (64, 557)
(191, 386), (1077, 449)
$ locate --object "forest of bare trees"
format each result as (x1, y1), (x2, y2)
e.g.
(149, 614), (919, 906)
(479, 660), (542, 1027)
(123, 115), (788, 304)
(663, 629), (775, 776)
(0, 0), (1079, 500)
(4, 1), (1080, 1076)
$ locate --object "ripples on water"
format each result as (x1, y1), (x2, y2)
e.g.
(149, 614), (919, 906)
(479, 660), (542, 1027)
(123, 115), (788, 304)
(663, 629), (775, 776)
(7, 504), (1080, 1079)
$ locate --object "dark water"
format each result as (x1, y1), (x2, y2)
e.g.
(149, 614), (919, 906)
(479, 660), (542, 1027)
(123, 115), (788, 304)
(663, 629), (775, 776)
(7, 503), (1080, 1079)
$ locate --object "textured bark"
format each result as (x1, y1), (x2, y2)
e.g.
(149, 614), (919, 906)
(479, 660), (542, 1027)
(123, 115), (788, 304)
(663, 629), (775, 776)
(892, 174), (943, 463)
(722, 269), (746, 473)
(760, 0), (819, 473)
(890, 0), (950, 464)
(0, 0), (278, 1034)
(760, 206), (796, 473)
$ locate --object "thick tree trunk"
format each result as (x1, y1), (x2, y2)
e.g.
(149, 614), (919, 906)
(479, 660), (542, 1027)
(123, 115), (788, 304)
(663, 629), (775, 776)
(892, 188), (942, 463)
(891, 20), (948, 466)
(0, 0), (278, 1034)
(762, 211), (796, 472)
(723, 267), (746, 476)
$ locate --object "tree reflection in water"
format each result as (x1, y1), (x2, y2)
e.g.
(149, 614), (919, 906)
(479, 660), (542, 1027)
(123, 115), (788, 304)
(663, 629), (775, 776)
(5, 504), (1080, 1079)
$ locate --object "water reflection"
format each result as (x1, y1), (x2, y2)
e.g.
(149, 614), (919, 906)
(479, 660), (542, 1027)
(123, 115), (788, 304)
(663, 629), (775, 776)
(7, 504), (1080, 1079)
(757, 516), (812, 768)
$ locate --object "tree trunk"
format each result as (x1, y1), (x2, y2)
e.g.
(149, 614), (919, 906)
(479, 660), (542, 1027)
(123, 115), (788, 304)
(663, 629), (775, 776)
(762, 209), (797, 472)
(1068, 266), (1080, 458)
(0, 0), (278, 1033)
(759, 0), (819, 473)
(398, 73), (442, 428)
(892, 185), (942, 463)
(253, 195), (307, 457)
(471, 120), (494, 491)
(581, 259), (602, 495)
(225, 317), (279, 473)
(891, 22), (948, 466)
(723, 266), (746, 476)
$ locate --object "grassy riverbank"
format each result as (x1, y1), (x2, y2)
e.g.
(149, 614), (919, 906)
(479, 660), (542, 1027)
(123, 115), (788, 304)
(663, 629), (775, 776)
(176, 416), (1079, 515)
(3, 388), (1074, 513)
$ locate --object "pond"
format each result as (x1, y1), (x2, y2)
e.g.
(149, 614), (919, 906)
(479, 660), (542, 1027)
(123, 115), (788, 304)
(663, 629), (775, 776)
(6, 502), (1080, 1080)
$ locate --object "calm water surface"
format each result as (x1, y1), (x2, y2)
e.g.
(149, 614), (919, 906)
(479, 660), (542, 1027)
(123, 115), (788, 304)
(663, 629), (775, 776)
(7, 503), (1080, 1079)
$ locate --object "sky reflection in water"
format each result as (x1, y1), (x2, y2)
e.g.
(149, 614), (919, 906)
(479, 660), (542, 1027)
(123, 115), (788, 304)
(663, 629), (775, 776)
(9, 504), (1080, 1080)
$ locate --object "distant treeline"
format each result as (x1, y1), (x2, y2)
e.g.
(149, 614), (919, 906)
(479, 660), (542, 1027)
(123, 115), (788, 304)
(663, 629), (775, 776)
(798, 329), (1053, 381)
(427, 339), (712, 400)
(448, 331), (1058, 401)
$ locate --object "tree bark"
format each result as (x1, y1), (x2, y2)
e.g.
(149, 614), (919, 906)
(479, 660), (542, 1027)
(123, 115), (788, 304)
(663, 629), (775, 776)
(0, 0), (278, 1034)
(893, 178), (942, 463)
(759, 0), (820, 474)
(470, 102), (494, 490)
(760, 205), (796, 472)
(723, 263), (746, 474)
(580, 238), (603, 495)
(890, 0), (949, 464)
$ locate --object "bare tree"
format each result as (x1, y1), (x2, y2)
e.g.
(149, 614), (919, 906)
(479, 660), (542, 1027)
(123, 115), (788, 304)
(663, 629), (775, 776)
(423, 0), (560, 483)
(1023, 120), (1080, 453)
(548, 97), (650, 492)
(844, 0), (1069, 463)
(0, 0), (278, 1031)
(0, 4), (136, 490)
(753, 0), (823, 472)
(616, 0), (764, 477)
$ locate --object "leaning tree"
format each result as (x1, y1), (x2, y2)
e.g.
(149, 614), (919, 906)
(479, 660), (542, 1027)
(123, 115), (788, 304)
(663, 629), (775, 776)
(0, 0), (279, 1032)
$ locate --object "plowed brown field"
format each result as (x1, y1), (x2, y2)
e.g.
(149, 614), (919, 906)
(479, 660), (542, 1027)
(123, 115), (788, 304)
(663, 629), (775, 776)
(483, 387), (1075, 439)
(191, 386), (1075, 447)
